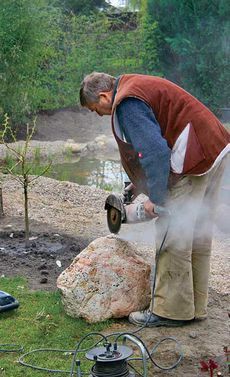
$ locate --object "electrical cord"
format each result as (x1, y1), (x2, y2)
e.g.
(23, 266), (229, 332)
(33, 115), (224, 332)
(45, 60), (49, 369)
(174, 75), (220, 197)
(97, 213), (170, 340)
(18, 333), (108, 375)
(0, 344), (24, 353)
(19, 348), (78, 374)
(92, 212), (183, 372)
(128, 362), (144, 377)
(114, 332), (183, 371)
(121, 213), (183, 372)
(69, 332), (108, 376)
(129, 212), (171, 334)
(17, 325), (182, 376)
(2, 211), (184, 376)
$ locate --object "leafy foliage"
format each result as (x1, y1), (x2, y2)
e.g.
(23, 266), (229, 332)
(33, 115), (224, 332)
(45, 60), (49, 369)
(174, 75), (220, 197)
(7, 0), (229, 124)
(60, 0), (107, 14)
(145, 0), (230, 111)
(139, 9), (160, 74)
(0, 1), (159, 126)
(0, 0), (61, 125)
(30, 12), (147, 110)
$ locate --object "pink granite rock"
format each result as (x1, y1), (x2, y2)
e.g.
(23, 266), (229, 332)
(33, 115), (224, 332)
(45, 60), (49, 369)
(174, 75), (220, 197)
(57, 235), (151, 323)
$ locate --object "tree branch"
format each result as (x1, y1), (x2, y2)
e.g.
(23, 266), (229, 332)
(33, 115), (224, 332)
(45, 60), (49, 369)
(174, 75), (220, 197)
(29, 161), (52, 183)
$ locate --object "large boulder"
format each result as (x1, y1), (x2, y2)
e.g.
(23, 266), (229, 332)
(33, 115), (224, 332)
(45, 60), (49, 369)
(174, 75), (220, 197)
(57, 235), (151, 323)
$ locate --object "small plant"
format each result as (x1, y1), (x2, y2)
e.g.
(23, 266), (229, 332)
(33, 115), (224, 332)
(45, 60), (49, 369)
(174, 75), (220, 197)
(0, 130), (4, 217)
(1, 114), (52, 248)
(35, 308), (58, 335)
(0, 159), (4, 217)
(200, 359), (219, 377)
(64, 145), (74, 160)
(34, 146), (42, 163)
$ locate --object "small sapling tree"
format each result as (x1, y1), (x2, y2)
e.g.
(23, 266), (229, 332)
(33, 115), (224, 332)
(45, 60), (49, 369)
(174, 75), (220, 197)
(0, 123), (4, 217)
(1, 114), (52, 247)
(0, 171), (4, 217)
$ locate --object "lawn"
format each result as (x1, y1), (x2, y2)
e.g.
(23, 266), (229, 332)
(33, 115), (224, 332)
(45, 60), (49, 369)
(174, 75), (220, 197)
(0, 277), (111, 376)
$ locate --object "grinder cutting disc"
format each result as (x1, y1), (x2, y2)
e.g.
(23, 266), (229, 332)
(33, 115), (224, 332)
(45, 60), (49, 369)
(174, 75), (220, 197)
(107, 207), (122, 234)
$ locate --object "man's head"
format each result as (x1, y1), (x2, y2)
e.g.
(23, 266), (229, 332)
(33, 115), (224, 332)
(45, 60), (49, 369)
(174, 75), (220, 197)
(80, 72), (116, 116)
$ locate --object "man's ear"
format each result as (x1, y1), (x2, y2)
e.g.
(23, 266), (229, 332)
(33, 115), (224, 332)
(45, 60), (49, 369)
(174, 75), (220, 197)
(99, 91), (112, 103)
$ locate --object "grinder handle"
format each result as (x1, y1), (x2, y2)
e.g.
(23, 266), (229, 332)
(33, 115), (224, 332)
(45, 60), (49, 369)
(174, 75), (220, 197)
(123, 182), (140, 203)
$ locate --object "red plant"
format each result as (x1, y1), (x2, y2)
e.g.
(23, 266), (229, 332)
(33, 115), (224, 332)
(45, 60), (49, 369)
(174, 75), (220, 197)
(200, 359), (218, 377)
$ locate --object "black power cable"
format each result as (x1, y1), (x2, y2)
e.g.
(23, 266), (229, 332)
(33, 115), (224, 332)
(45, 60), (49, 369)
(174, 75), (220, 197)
(0, 344), (24, 353)
(130, 212), (170, 334)
(91, 359), (130, 377)
(115, 332), (183, 371)
(18, 348), (77, 374)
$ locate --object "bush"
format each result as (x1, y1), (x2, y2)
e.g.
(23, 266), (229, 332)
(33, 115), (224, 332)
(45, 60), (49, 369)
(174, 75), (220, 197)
(0, 2), (160, 126)
(146, 0), (230, 111)
(0, 0), (61, 125)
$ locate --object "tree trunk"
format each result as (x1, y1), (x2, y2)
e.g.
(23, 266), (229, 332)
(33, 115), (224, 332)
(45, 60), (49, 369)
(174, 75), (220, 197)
(24, 177), (30, 248)
(0, 186), (4, 217)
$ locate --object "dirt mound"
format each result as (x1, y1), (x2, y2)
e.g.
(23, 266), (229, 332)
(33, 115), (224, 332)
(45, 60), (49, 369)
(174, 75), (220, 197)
(34, 107), (113, 143)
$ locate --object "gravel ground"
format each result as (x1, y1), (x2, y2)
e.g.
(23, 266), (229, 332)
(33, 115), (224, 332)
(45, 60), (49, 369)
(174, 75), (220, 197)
(1, 175), (108, 238)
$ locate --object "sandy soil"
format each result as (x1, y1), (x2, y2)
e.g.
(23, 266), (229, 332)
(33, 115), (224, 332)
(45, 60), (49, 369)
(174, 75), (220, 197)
(0, 108), (229, 376)
(35, 106), (113, 143)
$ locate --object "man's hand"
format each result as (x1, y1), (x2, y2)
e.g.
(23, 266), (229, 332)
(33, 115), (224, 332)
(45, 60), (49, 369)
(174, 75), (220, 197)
(144, 199), (158, 218)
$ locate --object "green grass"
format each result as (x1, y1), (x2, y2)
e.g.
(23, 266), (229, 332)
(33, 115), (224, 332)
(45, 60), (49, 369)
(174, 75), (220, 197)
(0, 277), (111, 376)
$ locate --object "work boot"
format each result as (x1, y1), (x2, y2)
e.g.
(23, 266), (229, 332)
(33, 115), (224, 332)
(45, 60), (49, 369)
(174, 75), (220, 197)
(128, 310), (193, 327)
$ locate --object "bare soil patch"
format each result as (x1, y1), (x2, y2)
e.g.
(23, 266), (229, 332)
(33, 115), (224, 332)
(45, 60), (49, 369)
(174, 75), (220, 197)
(0, 174), (108, 291)
(0, 225), (91, 291)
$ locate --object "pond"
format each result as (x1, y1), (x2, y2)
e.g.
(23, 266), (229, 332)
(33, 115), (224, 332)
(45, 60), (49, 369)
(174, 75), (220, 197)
(45, 153), (230, 201)
(47, 156), (126, 192)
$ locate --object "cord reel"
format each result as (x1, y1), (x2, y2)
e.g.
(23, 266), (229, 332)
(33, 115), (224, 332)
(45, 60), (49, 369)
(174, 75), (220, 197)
(72, 334), (149, 377)
(86, 341), (134, 377)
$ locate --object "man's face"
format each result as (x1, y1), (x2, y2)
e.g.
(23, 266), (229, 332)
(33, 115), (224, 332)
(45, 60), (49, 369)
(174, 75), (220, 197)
(87, 91), (113, 116)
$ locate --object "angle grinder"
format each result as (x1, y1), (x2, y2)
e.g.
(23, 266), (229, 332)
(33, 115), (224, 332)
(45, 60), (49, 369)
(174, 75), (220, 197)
(105, 183), (169, 234)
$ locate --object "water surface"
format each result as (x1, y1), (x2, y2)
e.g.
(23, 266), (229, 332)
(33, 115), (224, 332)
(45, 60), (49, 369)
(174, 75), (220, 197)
(49, 157), (126, 191)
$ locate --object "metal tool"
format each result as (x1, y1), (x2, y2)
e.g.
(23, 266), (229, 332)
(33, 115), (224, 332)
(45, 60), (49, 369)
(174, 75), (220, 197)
(105, 183), (169, 234)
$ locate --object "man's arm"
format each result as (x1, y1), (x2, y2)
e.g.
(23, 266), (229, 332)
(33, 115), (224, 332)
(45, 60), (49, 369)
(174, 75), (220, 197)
(116, 97), (171, 206)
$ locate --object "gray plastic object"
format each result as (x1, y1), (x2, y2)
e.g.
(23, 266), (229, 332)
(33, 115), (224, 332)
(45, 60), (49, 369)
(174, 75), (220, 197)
(0, 291), (19, 313)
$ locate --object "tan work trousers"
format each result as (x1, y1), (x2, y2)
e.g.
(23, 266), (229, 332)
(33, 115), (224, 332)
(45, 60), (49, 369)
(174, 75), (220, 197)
(152, 154), (229, 320)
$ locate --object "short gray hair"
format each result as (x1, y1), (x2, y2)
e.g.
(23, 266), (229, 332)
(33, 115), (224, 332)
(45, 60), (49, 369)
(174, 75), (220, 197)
(80, 72), (116, 106)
